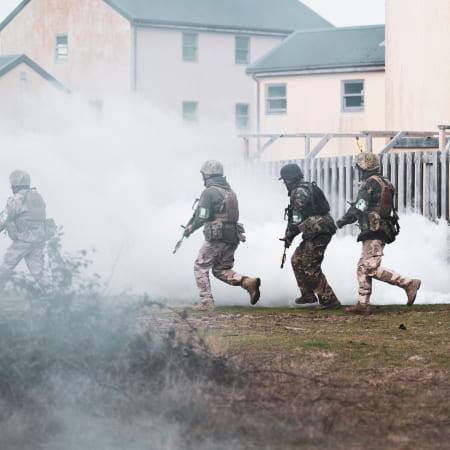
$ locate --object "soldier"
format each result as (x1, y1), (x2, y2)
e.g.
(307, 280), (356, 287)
(183, 160), (260, 311)
(279, 163), (341, 310)
(0, 170), (50, 293)
(336, 152), (421, 314)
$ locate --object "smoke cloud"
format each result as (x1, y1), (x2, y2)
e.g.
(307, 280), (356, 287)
(1, 90), (448, 306)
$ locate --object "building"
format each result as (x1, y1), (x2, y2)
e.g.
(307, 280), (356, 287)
(0, 0), (333, 131)
(246, 25), (385, 159)
(0, 53), (69, 121)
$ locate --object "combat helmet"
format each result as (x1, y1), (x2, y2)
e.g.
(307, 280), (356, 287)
(200, 160), (224, 177)
(354, 152), (380, 171)
(279, 163), (303, 181)
(9, 170), (31, 187)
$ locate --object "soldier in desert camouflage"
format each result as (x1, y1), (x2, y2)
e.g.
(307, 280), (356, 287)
(183, 160), (261, 311)
(0, 170), (50, 293)
(337, 152), (421, 314)
(279, 163), (341, 310)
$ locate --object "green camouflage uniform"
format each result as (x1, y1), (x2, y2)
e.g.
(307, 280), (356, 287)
(286, 181), (339, 306)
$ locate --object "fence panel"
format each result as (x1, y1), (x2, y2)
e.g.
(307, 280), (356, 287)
(229, 150), (449, 221)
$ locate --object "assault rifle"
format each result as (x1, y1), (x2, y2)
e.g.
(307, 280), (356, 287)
(172, 198), (199, 254)
(279, 204), (293, 268)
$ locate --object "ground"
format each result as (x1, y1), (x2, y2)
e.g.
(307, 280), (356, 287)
(162, 303), (450, 449)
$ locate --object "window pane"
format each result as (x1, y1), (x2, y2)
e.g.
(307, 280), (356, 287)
(183, 101), (198, 122)
(235, 103), (249, 129)
(183, 32), (197, 61)
(345, 82), (363, 94)
(56, 35), (68, 45)
(268, 85), (286, 98)
(345, 96), (364, 108)
(269, 99), (287, 110)
(235, 36), (249, 64)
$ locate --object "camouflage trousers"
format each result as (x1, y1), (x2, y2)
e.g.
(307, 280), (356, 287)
(194, 240), (244, 304)
(0, 240), (48, 292)
(357, 239), (413, 304)
(291, 233), (338, 305)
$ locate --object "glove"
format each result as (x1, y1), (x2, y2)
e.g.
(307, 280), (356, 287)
(336, 218), (347, 229)
(183, 225), (193, 237)
(279, 237), (292, 248)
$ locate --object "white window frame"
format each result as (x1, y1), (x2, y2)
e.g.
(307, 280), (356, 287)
(235, 103), (250, 129)
(55, 34), (69, 63)
(235, 36), (250, 65)
(266, 84), (287, 115)
(342, 79), (365, 112)
(182, 32), (198, 62)
(182, 101), (198, 122)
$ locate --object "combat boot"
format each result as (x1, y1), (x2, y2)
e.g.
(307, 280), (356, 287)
(241, 277), (261, 305)
(315, 300), (341, 311)
(405, 279), (421, 306)
(192, 300), (214, 311)
(295, 294), (317, 305)
(346, 302), (371, 315)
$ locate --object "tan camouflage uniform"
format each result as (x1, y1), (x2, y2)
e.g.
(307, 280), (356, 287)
(0, 188), (48, 292)
(338, 160), (421, 312)
(185, 163), (260, 310)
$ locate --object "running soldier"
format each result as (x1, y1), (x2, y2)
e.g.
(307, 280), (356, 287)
(279, 163), (340, 310)
(337, 152), (421, 314)
(0, 170), (50, 293)
(183, 160), (260, 311)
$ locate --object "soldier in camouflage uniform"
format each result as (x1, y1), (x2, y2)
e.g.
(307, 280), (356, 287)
(279, 163), (340, 310)
(183, 160), (261, 311)
(337, 153), (421, 314)
(0, 170), (49, 293)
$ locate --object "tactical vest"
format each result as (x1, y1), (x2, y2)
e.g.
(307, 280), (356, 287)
(358, 175), (398, 243)
(298, 182), (330, 219)
(203, 186), (240, 243)
(15, 189), (46, 232)
(367, 175), (393, 218)
(210, 186), (239, 223)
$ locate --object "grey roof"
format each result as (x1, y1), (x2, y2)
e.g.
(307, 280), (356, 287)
(0, 54), (70, 92)
(1, 0), (333, 33)
(247, 25), (385, 75)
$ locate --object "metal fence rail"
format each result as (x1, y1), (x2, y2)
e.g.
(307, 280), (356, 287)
(231, 150), (449, 222)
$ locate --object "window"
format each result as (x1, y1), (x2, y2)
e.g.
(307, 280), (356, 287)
(235, 36), (250, 64)
(182, 32), (198, 62)
(182, 101), (198, 122)
(342, 80), (364, 112)
(266, 84), (287, 114)
(19, 71), (27, 91)
(235, 103), (250, 129)
(55, 34), (68, 63)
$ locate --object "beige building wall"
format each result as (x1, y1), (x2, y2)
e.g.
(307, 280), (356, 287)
(0, 62), (67, 121)
(0, 0), (132, 100)
(256, 71), (385, 159)
(136, 28), (283, 130)
(386, 0), (450, 130)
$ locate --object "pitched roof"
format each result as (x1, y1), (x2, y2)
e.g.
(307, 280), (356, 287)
(247, 25), (385, 75)
(1, 0), (333, 34)
(0, 54), (70, 92)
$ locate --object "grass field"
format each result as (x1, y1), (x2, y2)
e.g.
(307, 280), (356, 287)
(1, 299), (449, 449)
(178, 304), (450, 449)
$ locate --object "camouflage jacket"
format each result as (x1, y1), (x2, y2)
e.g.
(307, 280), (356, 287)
(340, 172), (396, 242)
(286, 181), (336, 241)
(190, 176), (237, 233)
(0, 188), (46, 242)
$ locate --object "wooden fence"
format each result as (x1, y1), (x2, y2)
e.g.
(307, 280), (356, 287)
(230, 149), (450, 222)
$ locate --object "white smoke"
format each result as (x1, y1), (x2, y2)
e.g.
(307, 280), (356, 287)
(0, 91), (448, 306)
